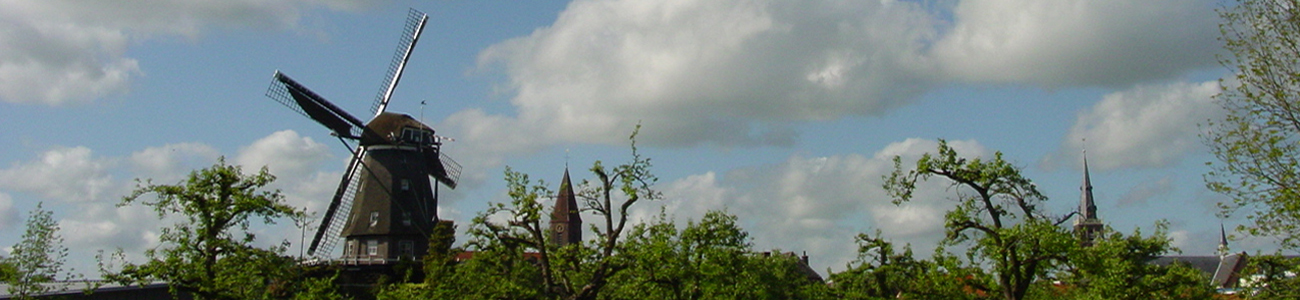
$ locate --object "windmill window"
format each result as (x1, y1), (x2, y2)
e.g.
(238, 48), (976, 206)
(367, 240), (378, 256)
(399, 240), (415, 257)
(345, 240), (356, 257)
(401, 211), (412, 226)
(401, 127), (422, 144)
(370, 211), (380, 227)
(400, 179), (410, 191)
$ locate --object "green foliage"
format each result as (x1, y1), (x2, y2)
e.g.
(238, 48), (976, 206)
(104, 157), (335, 300)
(833, 242), (996, 300)
(885, 140), (1074, 300)
(383, 127), (663, 300)
(1057, 223), (1214, 300)
(1207, 0), (1300, 249)
(604, 210), (829, 300)
(422, 220), (457, 285)
(1239, 254), (1300, 299)
(4, 203), (78, 299)
(466, 127), (661, 300)
(379, 135), (1219, 300)
(828, 230), (928, 299)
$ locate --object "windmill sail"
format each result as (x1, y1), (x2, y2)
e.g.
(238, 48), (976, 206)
(267, 71), (366, 139)
(423, 148), (460, 188)
(307, 148), (367, 257)
(371, 9), (429, 116)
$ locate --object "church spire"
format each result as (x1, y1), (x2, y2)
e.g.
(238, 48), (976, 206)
(1079, 150), (1098, 222)
(1075, 148), (1104, 246)
(1218, 223), (1230, 256)
(550, 168), (582, 246)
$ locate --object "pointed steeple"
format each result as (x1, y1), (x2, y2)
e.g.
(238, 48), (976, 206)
(550, 168), (582, 246)
(1219, 223), (1230, 256)
(1075, 148), (1104, 246)
(1079, 150), (1098, 222)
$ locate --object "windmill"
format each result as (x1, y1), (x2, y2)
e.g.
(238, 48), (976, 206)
(264, 9), (460, 263)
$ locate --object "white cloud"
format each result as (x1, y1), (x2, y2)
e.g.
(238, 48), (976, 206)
(0, 193), (17, 232)
(1169, 229), (1192, 251)
(0, 0), (372, 105)
(234, 130), (337, 221)
(644, 138), (989, 271)
(1117, 176), (1174, 208)
(1051, 80), (1222, 171)
(60, 203), (160, 250)
(932, 0), (1218, 86)
(0, 146), (116, 202)
(0, 131), (339, 276)
(128, 142), (221, 183)
(236, 130), (332, 180)
(465, 0), (938, 149)
(449, 0), (1219, 172)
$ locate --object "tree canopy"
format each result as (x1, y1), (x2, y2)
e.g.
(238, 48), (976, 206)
(104, 158), (341, 300)
(885, 140), (1075, 300)
(1207, 0), (1300, 248)
(3, 203), (77, 299)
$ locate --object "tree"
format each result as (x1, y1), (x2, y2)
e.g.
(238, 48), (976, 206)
(105, 158), (311, 300)
(470, 126), (661, 300)
(828, 230), (929, 299)
(885, 140), (1075, 300)
(1056, 223), (1214, 300)
(1206, 0), (1300, 248)
(605, 210), (829, 300)
(1238, 254), (1300, 299)
(567, 125), (662, 300)
(4, 203), (77, 299)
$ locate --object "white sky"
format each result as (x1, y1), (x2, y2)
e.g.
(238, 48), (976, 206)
(0, 0), (1271, 276)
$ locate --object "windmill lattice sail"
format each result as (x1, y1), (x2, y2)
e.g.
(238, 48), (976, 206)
(307, 149), (366, 257)
(372, 8), (428, 116)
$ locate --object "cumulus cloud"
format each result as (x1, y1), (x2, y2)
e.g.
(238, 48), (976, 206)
(1048, 80), (1223, 171)
(0, 146), (116, 202)
(128, 142), (221, 183)
(0, 131), (338, 275)
(236, 130), (332, 180)
(1117, 176), (1174, 208)
(462, 0), (939, 150)
(932, 0), (1218, 86)
(445, 0), (1220, 171)
(0, 0), (371, 105)
(0, 193), (17, 231)
(233, 130), (338, 244)
(642, 138), (989, 271)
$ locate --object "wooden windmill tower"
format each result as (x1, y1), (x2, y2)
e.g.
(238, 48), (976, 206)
(264, 9), (460, 265)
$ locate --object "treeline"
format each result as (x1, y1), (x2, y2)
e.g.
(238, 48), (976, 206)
(7, 132), (1300, 300)
(375, 138), (1221, 300)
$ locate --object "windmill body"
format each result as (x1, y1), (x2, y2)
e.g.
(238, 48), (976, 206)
(339, 113), (446, 263)
(264, 9), (459, 265)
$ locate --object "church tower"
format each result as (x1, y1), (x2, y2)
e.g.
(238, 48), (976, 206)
(1218, 223), (1230, 256)
(550, 168), (583, 246)
(1075, 151), (1104, 246)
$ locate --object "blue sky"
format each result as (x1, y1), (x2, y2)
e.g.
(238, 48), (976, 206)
(0, 0), (1259, 275)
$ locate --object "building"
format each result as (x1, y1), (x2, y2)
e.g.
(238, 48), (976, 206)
(1074, 151), (1104, 246)
(1079, 152), (1259, 290)
(550, 168), (582, 247)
